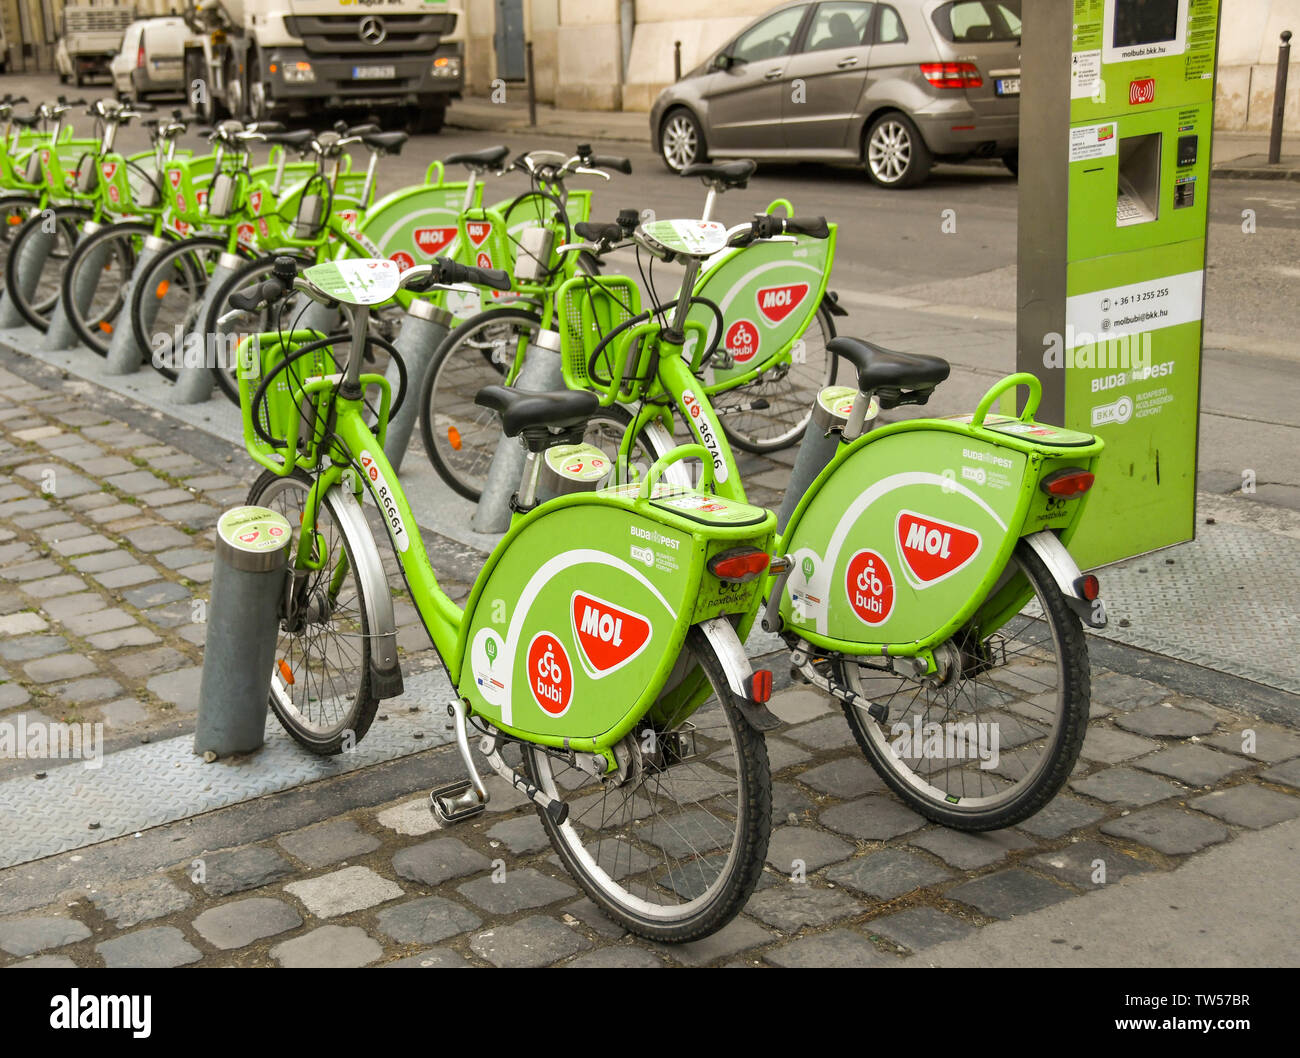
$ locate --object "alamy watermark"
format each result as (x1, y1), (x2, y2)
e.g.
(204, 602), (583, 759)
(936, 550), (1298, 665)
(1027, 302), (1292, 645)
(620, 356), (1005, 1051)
(890, 717), (999, 770)
(0, 717), (104, 769)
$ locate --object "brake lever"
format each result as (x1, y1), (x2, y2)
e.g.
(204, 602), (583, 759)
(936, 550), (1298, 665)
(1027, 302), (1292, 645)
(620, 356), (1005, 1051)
(572, 166), (611, 181)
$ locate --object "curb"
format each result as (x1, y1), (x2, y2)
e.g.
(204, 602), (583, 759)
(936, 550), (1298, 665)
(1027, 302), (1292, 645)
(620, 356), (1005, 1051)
(447, 111), (651, 146)
(1212, 163), (1300, 182)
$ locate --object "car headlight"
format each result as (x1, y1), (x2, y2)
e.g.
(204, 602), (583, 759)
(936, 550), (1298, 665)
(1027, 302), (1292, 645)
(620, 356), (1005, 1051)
(282, 61), (315, 84)
(431, 55), (461, 78)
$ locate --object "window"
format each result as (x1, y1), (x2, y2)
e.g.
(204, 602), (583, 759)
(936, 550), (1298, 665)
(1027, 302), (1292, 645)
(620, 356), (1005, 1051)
(730, 6), (808, 64)
(805, 2), (874, 52)
(931, 1), (1022, 43)
(875, 5), (908, 44)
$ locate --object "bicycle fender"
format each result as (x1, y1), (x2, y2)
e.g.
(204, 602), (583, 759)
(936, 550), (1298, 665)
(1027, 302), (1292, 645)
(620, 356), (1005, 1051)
(1023, 531), (1107, 629)
(331, 485), (405, 698)
(696, 618), (782, 733)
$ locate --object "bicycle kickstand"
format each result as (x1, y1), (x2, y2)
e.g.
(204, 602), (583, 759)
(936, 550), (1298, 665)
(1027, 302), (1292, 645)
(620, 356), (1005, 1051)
(429, 699), (490, 824)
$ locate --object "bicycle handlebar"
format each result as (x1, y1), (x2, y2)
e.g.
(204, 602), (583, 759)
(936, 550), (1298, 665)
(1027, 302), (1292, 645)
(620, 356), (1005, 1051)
(405, 256), (512, 293)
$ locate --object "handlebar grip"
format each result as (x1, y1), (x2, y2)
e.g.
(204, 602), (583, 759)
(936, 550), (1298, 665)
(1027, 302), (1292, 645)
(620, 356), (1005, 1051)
(591, 154), (632, 175)
(255, 120), (286, 133)
(574, 221), (623, 244)
(228, 288), (262, 312)
(464, 265), (512, 292)
(783, 216), (830, 239)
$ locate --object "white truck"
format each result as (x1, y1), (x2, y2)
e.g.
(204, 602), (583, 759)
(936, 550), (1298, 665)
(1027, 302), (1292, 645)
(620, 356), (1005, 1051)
(55, 5), (137, 87)
(183, 0), (465, 132)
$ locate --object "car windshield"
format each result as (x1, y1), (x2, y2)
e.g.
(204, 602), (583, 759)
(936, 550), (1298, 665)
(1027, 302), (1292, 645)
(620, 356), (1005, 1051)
(931, 0), (1022, 43)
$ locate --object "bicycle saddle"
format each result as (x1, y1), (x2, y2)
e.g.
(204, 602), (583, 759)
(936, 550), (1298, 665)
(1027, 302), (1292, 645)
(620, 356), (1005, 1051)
(265, 129), (314, 149)
(10, 114), (42, 128)
(475, 385), (599, 439)
(445, 145), (509, 170)
(681, 159), (757, 188)
(829, 337), (950, 408)
(362, 131), (408, 154)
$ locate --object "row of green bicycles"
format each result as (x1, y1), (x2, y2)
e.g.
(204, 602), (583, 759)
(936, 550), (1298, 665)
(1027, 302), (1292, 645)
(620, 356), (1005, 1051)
(225, 214), (1109, 942)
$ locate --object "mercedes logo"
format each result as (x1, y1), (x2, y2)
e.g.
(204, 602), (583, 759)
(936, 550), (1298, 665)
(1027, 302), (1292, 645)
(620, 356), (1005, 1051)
(359, 16), (387, 45)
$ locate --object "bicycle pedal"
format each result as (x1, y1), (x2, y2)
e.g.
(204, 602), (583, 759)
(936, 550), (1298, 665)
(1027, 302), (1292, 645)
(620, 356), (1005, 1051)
(429, 779), (487, 825)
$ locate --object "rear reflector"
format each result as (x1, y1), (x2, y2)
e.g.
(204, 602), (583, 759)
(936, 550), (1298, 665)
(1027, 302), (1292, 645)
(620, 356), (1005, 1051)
(1042, 469), (1095, 498)
(1074, 574), (1100, 601)
(750, 670), (772, 703)
(921, 62), (984, 89)
(708, 548), (770, 583)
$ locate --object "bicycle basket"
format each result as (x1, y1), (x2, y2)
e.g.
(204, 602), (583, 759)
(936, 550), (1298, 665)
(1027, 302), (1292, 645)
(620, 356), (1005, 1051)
(239, 330), (333, 475)
(557, 274), (641, 392)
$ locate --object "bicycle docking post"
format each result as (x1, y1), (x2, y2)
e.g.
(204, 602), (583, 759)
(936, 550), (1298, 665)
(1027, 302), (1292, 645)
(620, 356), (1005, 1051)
(106, 234), (170, 375)
(776, 386), (871, 532)
(40, 220), (103, 351)
(383, 299), (452, 472)
(472, 328), (564, 534)
(175, 251), (244, 403)
(2, 217), (58, 329)
(194, 506), (292, 759)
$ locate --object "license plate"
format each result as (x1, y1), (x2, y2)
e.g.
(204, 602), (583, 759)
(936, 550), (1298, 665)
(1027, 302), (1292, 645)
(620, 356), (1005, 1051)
(352, 65), (396, 80)
(996, 77), (1020, 96)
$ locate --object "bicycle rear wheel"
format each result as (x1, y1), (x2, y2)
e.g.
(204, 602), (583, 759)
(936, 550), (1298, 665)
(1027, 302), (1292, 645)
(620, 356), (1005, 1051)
(60, 221), (155, 356)
(247, 467), (380, 756)
(523, 623), (771, 942)
(3, 206), (89, 332)
(0, 196), (41, 280)
(836, 541), (1090, 830)
(129, 236), (234, 381)
(714, 303), (837, 453)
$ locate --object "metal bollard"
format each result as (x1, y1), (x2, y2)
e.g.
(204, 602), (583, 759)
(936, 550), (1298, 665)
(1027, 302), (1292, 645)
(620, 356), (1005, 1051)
(106, 234), (170, 374)
(1269, 31), (1293, 166)
(383, 298), (452, 472)
(527, 41), (537, 127)
(776, 386), (876, 532)
(40, 221), (103, 351)
(0, 216), (56, 329)
(674, 41), (682, 83)
(194, 506), (292, 759)
(174, 251), (244, 403)
(472, 328), (565, 534)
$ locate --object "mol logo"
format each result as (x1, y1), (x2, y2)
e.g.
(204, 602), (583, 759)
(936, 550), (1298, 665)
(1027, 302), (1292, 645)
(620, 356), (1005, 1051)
(570, 592), (651, 678)
(466, 221), (492, 247)
(101, 162), (117, 181)
(527, 632), (573, 716)
(167, 169), (182, 189)
(414, 226), (457, 256)
(1129, 78), (1156, 105)
(249, 190), (263, 214)
(896, 511), (981, 587)
(755, 282), (809, 325)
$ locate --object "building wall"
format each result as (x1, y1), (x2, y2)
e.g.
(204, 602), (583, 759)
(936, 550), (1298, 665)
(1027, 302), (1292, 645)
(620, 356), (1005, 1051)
(1217, 0), (1300, 131)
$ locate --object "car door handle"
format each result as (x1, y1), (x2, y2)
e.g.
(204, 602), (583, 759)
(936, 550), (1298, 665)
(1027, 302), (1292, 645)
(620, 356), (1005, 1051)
(763, 68), (785, 80)
(836, 56), (859, 68)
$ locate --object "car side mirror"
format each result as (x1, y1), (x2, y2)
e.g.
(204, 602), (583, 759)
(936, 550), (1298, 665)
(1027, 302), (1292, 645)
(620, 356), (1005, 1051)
(712, 53), (734, 71)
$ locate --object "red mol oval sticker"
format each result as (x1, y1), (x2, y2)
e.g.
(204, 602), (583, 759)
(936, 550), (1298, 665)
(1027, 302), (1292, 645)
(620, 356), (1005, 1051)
(845, 549), (895, 625)
(571, 592), (652, 677)
(896, 511), (982, 586)
(527, 632), (573, 716)
(414, 226), (457, 256)
(466, 221), (492, 247)
(756, 282), (809, 325)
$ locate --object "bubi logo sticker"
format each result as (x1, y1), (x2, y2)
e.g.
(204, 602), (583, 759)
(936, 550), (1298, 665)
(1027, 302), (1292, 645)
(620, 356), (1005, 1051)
(389, 251), (415, 271)
(414, 226), (457, 256)
(570, 592), (651, 678)
(466, 221), (492, 248)
(846, 550), (894, 625)
(896, 511), (981, 587)
(756, 282), (809, 325)
(528, 632), (573, 716)
(724, 319), (760, 364)
(476, 251), (493, 270)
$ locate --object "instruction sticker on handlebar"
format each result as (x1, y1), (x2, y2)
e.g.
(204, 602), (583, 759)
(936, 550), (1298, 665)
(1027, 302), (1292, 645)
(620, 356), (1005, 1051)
(642, 219), (728, 257)
(303, 259), (400, 306)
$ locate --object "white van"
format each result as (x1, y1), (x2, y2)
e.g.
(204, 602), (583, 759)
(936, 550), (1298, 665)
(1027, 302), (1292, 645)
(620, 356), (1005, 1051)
(110, 18), (194, 100)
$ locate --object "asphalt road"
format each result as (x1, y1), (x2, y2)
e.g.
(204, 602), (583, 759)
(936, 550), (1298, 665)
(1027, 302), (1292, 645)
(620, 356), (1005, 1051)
(3, 72), (1298, 506)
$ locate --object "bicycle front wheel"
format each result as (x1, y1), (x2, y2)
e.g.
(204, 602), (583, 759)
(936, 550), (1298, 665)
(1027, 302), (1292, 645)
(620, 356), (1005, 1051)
(836, 541), (1091, 830)
(4, 206), (89, 332)
(247, 467), (380, 755)
(130, 236), (234, 381)
(715, 303), (838, 453)
(523, 623), (772, 942)
(60, 221), (156, 356)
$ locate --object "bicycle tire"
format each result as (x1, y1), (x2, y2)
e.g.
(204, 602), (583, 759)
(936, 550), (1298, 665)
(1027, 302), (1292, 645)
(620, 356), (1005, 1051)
(0, 195), (42, 279)
(60, 221), (158, 356)
(837, 541), (1091, 831)
(3, 205), (91, 332)
(128, 235), (234, 381)
(523, 623), (771, 942)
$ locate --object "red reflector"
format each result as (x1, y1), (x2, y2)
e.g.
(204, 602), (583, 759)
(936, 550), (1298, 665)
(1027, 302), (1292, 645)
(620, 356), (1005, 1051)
(920, 62), (984, 89)
(1074, 574), (1100, 601)
(708, 549), (770, 583)
(1042, 469), (1095, 498)
(750, 670), (772, 703)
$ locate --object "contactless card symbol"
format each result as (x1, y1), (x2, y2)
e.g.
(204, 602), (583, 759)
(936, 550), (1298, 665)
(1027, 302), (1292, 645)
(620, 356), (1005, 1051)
(570, 592), (652, 678)
(1129, 78), (1156, 105)
(896, 511), (981, 587)
(845, 549), (894, 625)
(756, 282), (809, 325)
(414, 226), (457, 256)
(527, 632), (573, 716)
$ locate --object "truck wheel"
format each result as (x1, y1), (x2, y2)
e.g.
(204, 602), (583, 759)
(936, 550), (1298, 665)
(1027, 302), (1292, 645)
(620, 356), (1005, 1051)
(224, 55), (246, 120)
(408, 100), (446, 135)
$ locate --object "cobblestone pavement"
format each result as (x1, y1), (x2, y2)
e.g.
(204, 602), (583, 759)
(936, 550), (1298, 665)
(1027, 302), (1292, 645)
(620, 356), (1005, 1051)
(1, 356), (1299, 968)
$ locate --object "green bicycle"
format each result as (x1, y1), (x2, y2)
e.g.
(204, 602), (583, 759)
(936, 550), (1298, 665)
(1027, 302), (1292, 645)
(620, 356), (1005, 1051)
(231, 253), (783, 941)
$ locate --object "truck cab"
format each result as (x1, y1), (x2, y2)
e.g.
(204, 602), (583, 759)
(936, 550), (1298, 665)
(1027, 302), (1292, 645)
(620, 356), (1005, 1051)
(56, 5), (137, 87)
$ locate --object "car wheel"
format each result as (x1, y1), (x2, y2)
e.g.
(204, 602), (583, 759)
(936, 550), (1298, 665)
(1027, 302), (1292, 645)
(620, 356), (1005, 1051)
(660, 108), (706, 173)
(864, 112), (933, 189)
(1003, 151), (1019, 177)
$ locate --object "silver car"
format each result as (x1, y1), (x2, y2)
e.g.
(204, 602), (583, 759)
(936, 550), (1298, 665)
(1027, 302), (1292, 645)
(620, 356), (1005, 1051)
(651, 0), (1022, 188)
